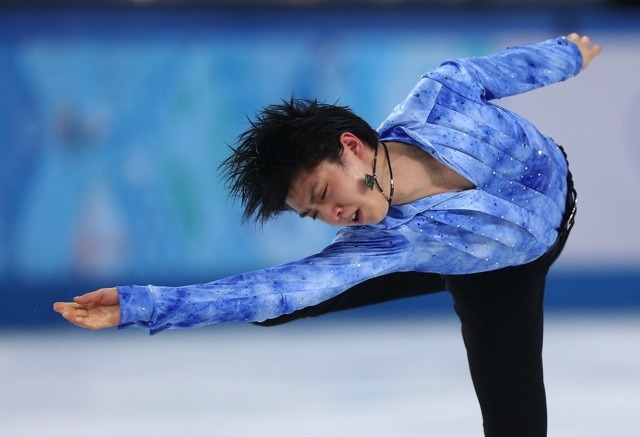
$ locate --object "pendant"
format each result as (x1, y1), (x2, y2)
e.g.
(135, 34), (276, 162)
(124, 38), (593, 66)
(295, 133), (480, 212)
(364, 174), (376, 190)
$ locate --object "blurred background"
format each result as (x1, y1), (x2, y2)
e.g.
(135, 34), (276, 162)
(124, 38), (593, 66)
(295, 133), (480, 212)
(1, 0), (638, 327)
(0, 1), (639, 436)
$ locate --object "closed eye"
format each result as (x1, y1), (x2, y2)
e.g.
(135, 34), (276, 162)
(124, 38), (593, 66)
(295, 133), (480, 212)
(298, 184), (327, 220)
(313, 185), (327, 220)
(298, 209), (317, 220)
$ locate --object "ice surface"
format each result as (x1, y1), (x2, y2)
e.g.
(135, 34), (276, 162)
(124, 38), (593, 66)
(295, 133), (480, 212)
(1, 313), (639, 436)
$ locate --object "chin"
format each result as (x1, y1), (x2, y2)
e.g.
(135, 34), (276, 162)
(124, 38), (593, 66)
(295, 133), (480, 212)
(363, 207), (389, 225)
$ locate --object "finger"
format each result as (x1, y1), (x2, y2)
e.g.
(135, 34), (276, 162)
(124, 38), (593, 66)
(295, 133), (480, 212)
(59, 309), (91, 329)
(64, 304), (90, 318)
(65, 310), (111, 330)
(567, 33), (580, 42)
(53, 302), (83, 313)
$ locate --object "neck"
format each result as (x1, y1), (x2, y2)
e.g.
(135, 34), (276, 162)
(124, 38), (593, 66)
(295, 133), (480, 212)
(381, 141), (429, 205)
(366, 141), (394, 205)
(383, 141), (476, 205)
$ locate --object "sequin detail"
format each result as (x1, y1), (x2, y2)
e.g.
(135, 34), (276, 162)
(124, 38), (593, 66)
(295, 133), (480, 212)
(118, 37), (581, 333)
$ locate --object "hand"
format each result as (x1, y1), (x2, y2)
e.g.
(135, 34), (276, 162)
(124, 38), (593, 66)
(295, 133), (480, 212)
(567, 33), (602, 70)
(53, 288), (121, 330)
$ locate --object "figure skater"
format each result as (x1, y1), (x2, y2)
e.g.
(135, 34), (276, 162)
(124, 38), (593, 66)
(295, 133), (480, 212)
(55, 33), (601, 437)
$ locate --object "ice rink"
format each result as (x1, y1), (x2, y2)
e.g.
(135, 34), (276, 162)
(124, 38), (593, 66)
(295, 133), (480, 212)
(2, 312), (639, 437)
(2, 5), (639, 437)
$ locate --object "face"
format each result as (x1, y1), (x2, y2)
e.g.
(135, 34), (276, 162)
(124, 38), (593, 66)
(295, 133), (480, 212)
(285, 133), (390, 226)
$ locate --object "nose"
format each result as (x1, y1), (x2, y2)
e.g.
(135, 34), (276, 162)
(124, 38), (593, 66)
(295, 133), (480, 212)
(319, 204), (343, 226)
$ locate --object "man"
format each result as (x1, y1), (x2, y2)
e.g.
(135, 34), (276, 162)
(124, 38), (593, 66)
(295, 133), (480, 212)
(54, 33), (601, 436)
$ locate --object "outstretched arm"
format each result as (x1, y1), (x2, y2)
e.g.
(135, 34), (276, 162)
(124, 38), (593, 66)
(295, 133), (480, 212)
(54, 227), (425, 334)
(53, 288), (120, 330)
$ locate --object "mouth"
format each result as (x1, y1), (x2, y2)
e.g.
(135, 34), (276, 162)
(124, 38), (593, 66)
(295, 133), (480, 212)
(350, 209), (360, 224)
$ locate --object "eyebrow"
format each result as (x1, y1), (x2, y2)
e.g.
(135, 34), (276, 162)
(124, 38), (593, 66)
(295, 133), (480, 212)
(298, 180), (319, 219)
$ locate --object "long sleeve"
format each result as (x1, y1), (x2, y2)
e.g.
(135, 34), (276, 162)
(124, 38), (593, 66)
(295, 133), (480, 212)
(118, 228), (416, 334)
(426, 36), (583, 102)
(375, 36), (578, 278)
(118, 37), (582, 335)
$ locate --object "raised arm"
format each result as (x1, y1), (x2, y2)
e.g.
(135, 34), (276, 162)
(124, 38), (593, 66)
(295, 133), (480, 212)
(426, 35), (594, 102)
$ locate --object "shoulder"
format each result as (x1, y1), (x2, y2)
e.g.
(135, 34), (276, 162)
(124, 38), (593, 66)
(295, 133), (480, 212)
(328, 224), (410, 250)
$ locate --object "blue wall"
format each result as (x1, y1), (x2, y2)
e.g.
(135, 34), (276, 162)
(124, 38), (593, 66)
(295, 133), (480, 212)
(1, 5), (638, 327)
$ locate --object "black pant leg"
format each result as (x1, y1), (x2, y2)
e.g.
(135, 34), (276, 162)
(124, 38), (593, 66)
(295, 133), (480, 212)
(444, 261), (549, 437)
(254, 271), (446, 326)
(443, 150), (576, 436)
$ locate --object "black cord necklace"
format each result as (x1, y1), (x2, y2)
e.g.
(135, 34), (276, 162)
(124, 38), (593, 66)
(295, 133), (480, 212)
(364, 141), (394, 205)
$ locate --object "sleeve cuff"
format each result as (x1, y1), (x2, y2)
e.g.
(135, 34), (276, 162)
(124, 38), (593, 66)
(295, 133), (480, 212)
(557, 36), (583, 76)
(117, 285), (154, 326)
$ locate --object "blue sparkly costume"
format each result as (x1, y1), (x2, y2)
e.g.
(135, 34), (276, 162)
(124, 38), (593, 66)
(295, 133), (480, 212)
(118, 37), (582, 334)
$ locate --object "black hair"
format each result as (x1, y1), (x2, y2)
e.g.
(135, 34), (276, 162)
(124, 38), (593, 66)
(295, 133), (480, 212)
(220, 97), (378, 225)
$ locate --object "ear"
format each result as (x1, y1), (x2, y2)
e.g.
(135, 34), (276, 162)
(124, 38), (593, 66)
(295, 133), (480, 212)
(339, 132), (366, 159)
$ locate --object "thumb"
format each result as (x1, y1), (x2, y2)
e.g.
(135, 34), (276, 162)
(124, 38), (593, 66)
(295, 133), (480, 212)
(74, 287), (119, 306)
(73, 289), (105, 305)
